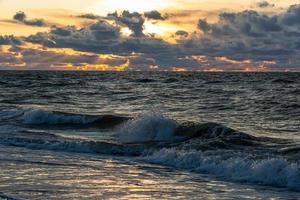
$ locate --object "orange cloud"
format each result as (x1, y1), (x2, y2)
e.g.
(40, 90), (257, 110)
(0, 42), (130, 70)
(203, 68), (224, 72)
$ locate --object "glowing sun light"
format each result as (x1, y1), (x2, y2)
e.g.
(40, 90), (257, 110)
(90, 0), (172, 14)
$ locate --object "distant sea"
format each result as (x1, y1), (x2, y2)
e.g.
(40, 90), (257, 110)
(0, 71), (300, 199)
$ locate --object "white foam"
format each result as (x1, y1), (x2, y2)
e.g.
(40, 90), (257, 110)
(21, 109), (97, 125)
(117, 112), (178, 143)
(144, 148), (300, 190)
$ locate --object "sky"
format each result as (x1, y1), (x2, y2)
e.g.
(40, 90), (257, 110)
(0, 0), (299, 71)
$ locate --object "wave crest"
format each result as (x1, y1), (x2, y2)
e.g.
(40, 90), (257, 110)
(145, 148), (300, 190)
(22, 109), (97, 125)
(117, 112), (178, 144)
(20, 109), (128, 128)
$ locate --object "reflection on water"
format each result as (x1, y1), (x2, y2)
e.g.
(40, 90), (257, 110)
(0, 145), (299, 200)
(0, 71), (300, 199)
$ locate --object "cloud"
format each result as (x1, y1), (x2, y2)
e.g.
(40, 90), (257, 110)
(197, 19), (211, 32)
(108, 11), (145, 37)
(13, 11), (27, 21)
(50, 26), (73, 36)
(25, 19), (173, 68)
(2, 5), (300, 71)
(0, 43), (129, 70)
(0, 35), (23, 45)
(175, 30), (189, 37)
(26, 20), (123, 53)
(77, 13), (101, 20)
(13, 11), (47, 27)
(257, 1), (275, 8)
(192, 5), (300, 65)
(280, 4), (300, 26)
(144, 10), (165, 20)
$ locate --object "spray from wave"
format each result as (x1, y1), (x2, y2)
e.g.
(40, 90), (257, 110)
(117, 112), (178, 144)
(144, 148), (300, 190)
(1, 108), (300, 191)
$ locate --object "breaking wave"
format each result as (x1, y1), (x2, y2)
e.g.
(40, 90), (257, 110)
(20, 109), (129, 128)
(117, 112), (178, 143)
(1, 109), (300, 191)
(22, 109), (98, 125)
(144, 148), (300, 191)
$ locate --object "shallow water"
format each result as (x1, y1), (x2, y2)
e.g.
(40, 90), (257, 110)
(1, 145), (300, 200)
(0, 71), (300, 199)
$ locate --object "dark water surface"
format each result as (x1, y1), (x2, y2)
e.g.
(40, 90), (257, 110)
(0, 71), (300, 199)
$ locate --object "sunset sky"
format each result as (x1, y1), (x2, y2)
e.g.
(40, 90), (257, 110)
(0, 0), (299, 71)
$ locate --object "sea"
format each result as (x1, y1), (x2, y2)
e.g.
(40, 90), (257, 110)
(0, 71), (299, 199)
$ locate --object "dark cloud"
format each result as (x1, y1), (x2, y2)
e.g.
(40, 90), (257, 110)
(13, 11), (27, 21)
(175, 30), (189, 37)
(198, 19), (211, 32)
(89, 20), (120, 39)
(120, 37), (172, 54)
(0, 35), (22, 45)
(257, 1), (275, 8)
(174, 31), (189, 42)
(50, 26), (73, 36)
(26, 20), (122, 53)
(144, 10), (165, 20)
(280, 4), (300, 26)
(24, 19), (46, 27)
(25, 20), (173, 59)
(2, 5), (300, 71)
(180, 4), (299, 70)
(77, 13), (101, 20)
(23, 17), (176, 69)
(13, 11), (47, 27)
(20, 49), (99, 64)
(109, 11), (145, 37)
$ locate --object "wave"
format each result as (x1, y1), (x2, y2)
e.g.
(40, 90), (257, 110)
(271, 78), (296, 84)
(175, 122), (256, 140)
(144, 148), (300, 191)
(0, 130), (143, 156)
(0, 192), (23, 200)
(20, 109), (129, 128)
(1, 111), (269, 157)
(22, 109), (97, 125)
(117, 112), (178, 143)
(163, 78), (179, 83)
(17, 109), (284, 149)
(3, 109), (289, 149)
(116, 112), (263, 146)
(2, 109), (300, 191)
(2, 125), (300, 192)
(134, 78), (157, 83)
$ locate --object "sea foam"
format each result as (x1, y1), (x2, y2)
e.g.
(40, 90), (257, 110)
(117, 112), (178, 143)
(144, 148), (300, 190)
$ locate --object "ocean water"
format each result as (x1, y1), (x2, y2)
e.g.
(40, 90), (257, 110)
(0, 71), (299, 199)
